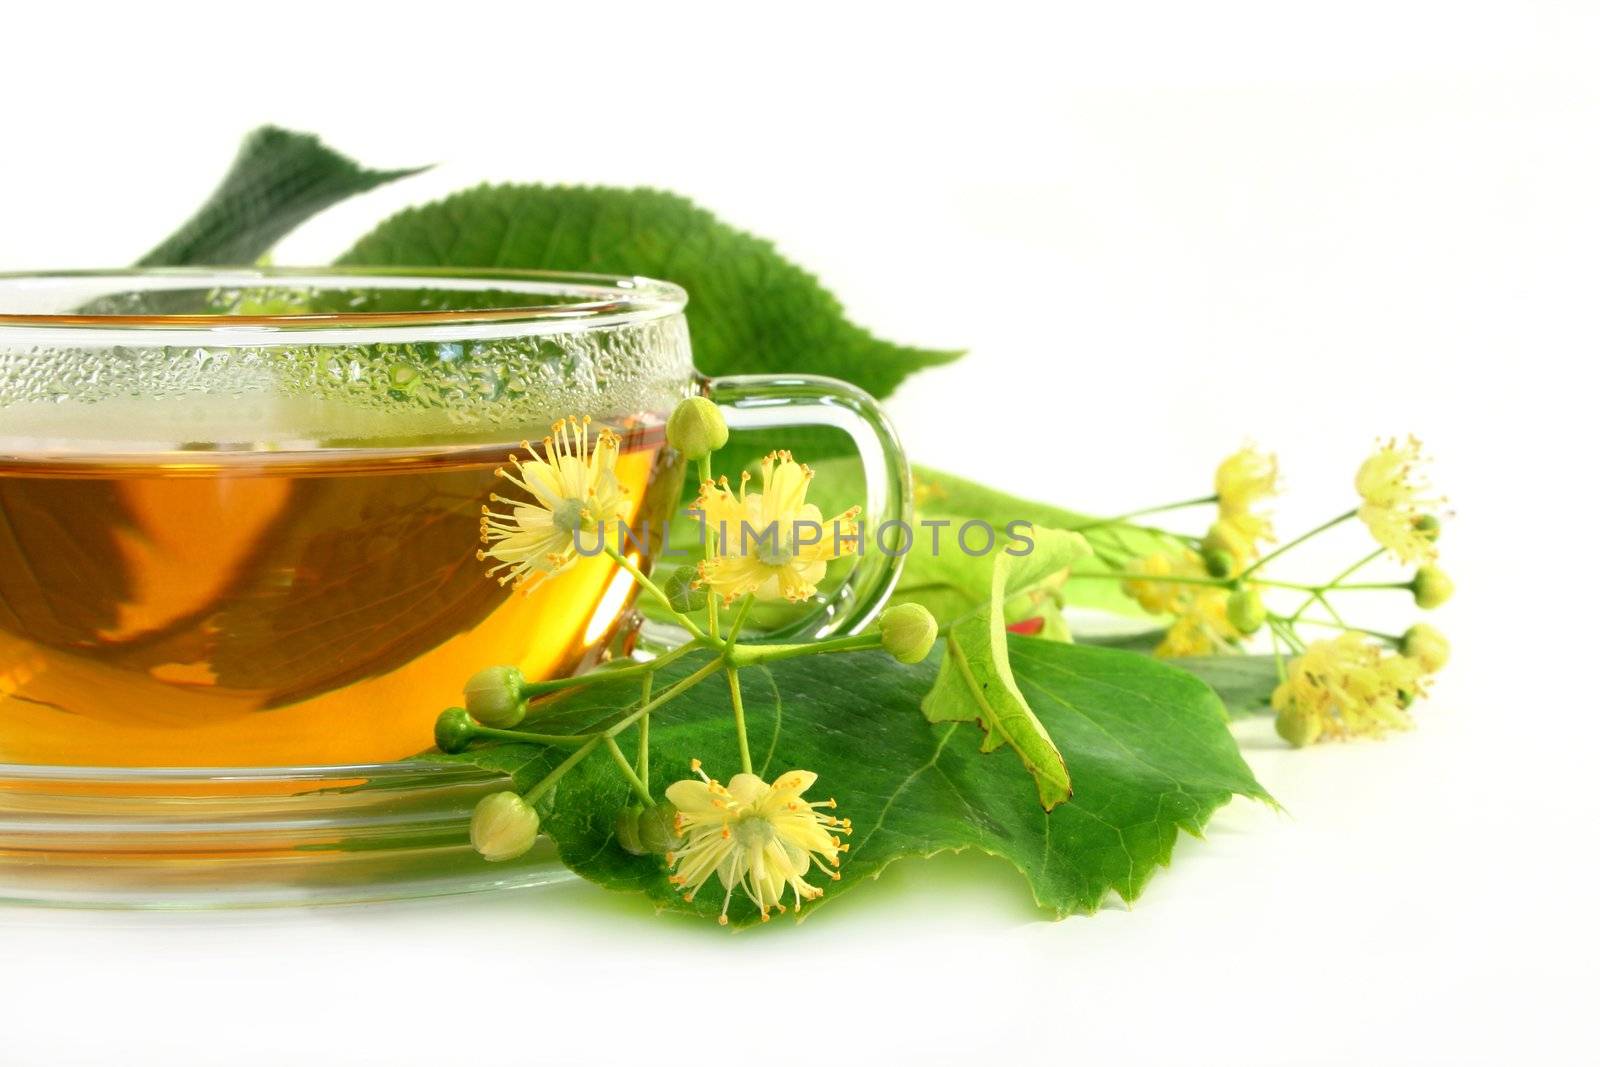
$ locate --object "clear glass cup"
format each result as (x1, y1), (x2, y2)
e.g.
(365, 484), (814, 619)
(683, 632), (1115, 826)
(0, 267), (909, 906)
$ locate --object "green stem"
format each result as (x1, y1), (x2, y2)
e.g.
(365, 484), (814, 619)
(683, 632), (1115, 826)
(725, 666), (754, 775)
(1067, 495), (1219, 532)
(1238, 509), (1358, 580)
(724, 594), (756, 643)
(1329, 581), (1411, 591)
(603, 658), (725, 740)
(605, 547), (709, 642)
(1314, 591), (1347, 627)
(1071, 571), (1322, 593)
(730, 631), (883, 667)
(635, 673), (653, 784)
(461, 724), (595, 747)
(524, 736), (603, 805)
(605, 735), (653, 805)
(1292, 617), (1404, 644)
(519, 642), (692, 698)
(1267, 616), (1306, 655)
(1288, 549), (1384, 623)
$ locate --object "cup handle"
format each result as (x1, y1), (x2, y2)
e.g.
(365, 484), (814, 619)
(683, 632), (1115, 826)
(698, 373), (912, 640)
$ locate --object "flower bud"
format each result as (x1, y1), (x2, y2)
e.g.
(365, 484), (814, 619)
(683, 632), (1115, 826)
(434, 706), (477, 754)
(1411, 565), (1454, 610)
(614, 805), (645, 856)
(1225, 588), (1266, 635)
(879, 603), (938, 664)
(1412, 513), (1442, 543)
(1275, 705), (1322, 748)
(1201, 523), (1246, 576)
(1400, 623), (1450, 673)
(463, 665), (527, 728)
(664, 564), (707, 614)
(666, 395), (728, 460)
(637, 800), (685, 853)
(470, 791), (541, 862)
(1201, 547), (1234, 579)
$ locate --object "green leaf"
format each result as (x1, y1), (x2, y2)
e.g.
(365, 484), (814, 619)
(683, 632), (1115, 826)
(428, 636), (1269, 925)
(336, 185), (960, 398)
(921, 527), (1091, 809)
(1165, 654), (1280, 718)
(903, 466), (1188, 620)
(139, 126), (427, 267)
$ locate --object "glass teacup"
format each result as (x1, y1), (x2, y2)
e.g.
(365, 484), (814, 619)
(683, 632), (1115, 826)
(0, 268), (908, 770)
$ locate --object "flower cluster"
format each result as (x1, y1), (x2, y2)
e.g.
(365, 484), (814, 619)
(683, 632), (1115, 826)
(1271, 632), (1431, 746)
(1111, 437), (1454, 745)
(438, 403), (914, 926)
(665, 760), (850, 925)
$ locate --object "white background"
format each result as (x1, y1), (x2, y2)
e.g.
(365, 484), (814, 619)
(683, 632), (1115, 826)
(2, 2), (1595, 1063)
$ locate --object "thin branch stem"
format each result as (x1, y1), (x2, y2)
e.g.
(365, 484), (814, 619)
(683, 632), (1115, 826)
(1067, 495), (1219, 532)
(605, 735), (653, 805)
(524, 736), (603, 805)
(520, 642), (693, 697)
(605, 547), (708, 642)
(461, 725), (595, 747)
(726, 667), (753, 775)
(731, 632), (883, 666)
(635, 673), (653, 784)
(1238, 509), (1358, 580)
(1292, 617), (1404, 643)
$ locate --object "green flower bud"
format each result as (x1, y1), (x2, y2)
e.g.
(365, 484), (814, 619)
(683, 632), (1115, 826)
(614, 805), (645, 856)
(434, 707), (476, 754)
(637, 801), (685, 853)
(1413, 513), (1442, 542)
(879, 603), (938, 664)
(1225, 588), (1266, 635)
(1201, 546), (1235, 579)
(463, 665), (527, 728)
(1411, 565), (1454, 610)
(666, 395), (728, 460)
(664, 565), (708, 614)
(1275, 705), (1322, 748)
(1400, 623), (1450, 673)
(470, 791), (540, 862)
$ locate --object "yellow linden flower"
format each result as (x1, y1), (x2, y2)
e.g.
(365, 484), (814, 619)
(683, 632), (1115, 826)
(695, 451), (861, 603)
(665, 760), (851, 925)
(1154, 589), (1240, 658)
(1122, 551), (1194, 615)
(1211, 445), (1279, 561)
(1355, 436), (1444, 564)
(478, 416), (628, 592)
(1215, 444), (1279, 516)
(1271, 633), (1425, 744)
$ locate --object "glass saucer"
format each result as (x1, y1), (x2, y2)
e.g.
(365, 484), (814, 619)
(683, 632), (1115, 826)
(0, 761), (570, 908)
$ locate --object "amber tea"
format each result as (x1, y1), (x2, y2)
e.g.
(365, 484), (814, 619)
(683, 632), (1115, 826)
(0, 415), (681, 768)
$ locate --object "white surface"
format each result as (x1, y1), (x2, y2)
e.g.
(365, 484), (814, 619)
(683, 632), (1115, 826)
(3, 2), (1595, 1063)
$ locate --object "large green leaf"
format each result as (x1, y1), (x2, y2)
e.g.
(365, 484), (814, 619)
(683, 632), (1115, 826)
(336, 185), (960, 398)
(140, 126), (426, 267)
(902, 466), (1188, 620)
(428, 636), (1270, 926)
(921, 527), (1091, 808)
